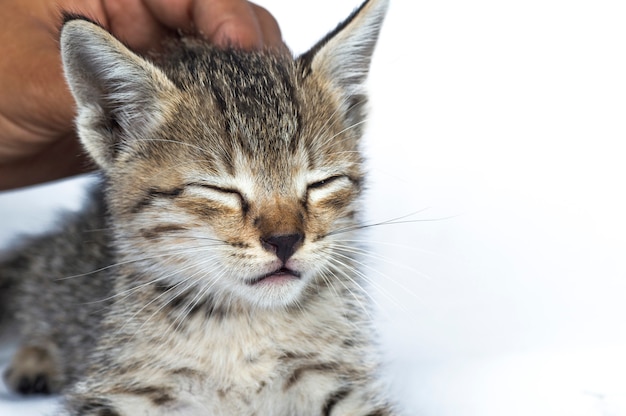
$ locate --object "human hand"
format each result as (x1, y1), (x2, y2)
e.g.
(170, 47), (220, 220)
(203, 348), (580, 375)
(0, 0), (282, 190)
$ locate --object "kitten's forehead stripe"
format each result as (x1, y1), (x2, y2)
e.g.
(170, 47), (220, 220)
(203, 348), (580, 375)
(163, 46), (301, 157)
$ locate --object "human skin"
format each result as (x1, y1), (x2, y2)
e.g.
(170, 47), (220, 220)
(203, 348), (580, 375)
(0, 0), (282, 190)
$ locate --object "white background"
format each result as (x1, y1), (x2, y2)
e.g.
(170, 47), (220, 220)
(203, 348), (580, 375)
(1, 0), (626, 414)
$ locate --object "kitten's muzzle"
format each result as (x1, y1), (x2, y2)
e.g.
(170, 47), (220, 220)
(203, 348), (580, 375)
(247, 233), (303, 285)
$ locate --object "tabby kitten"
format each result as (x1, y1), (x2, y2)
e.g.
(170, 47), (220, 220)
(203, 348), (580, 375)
(0, 0), (395, 414)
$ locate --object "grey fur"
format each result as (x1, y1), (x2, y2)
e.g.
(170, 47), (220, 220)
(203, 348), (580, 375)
(1, 0), (396, 414)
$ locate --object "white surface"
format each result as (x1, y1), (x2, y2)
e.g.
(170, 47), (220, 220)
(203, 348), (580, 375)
(2, 0), (626, 414)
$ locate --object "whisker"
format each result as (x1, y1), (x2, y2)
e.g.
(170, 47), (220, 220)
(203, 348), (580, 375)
(330, 238), (441, 256)
(322, 256), (377, 319)
(119, 256), (221, 337)
(327, 209), (460, 237)
(330, 242), (434, 280)
(326, 247), (405, 305)
(329, 248), (416, 311)
(167, 262), (228, 334)
(109, 247), (218, 300)
(57, 243), (226, 281)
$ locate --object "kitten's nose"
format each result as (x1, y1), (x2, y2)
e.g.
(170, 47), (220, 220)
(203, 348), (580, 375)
(261, 233), (304, 263)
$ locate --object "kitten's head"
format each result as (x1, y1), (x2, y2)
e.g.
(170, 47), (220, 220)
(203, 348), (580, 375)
(60, 0), (388, 309)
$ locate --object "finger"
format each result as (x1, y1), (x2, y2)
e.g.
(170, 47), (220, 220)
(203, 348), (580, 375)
(139, 0), (195, 33)
(192, 0), (262, 49)
(250, 2), (283, 48)
(101, 0), (172, 52)
(146, 0), (264, 49)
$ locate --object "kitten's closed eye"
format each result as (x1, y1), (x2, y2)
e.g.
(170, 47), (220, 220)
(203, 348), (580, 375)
(306, 175), (358, 208)
(186, 183), (249, 213)
(307, 175), (347, 190)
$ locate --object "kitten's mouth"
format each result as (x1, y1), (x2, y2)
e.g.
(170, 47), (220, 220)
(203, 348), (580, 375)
(248, 267), (301, 285)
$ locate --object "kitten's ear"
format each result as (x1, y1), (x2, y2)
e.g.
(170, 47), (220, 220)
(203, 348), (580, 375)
(298, 0), (388, 116)
(60, 17), (177, 169)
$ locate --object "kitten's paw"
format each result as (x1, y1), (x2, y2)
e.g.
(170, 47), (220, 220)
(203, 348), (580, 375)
(3, 345), (62, 395)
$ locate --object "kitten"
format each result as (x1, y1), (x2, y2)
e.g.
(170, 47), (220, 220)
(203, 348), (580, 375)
(0, 0), (396, 414)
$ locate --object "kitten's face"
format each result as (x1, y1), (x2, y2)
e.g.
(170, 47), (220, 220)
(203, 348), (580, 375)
(107, 54), (364, 308)
(60, 0), (387, 309)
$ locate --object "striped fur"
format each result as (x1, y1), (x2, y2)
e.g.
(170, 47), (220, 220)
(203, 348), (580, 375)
(0, 1), (397, 414)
